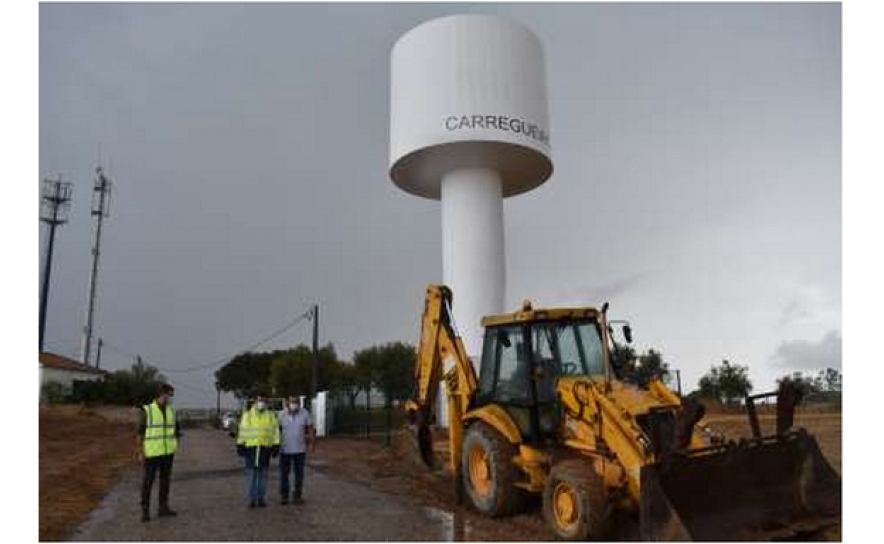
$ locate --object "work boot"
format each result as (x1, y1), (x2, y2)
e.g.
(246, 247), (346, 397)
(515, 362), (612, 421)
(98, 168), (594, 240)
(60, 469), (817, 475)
(280, 495), (289, 505)
(158, 507), (177, 518)
(292, 490), (303, 504)
(141, 511), (150, 523)
(249, 500), (257, 508)
(257, 499), (267, 508)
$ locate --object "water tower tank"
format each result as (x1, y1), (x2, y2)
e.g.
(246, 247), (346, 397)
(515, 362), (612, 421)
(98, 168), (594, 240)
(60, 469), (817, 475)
(390, 14), (553, 200)
(389, 13), (553, 376)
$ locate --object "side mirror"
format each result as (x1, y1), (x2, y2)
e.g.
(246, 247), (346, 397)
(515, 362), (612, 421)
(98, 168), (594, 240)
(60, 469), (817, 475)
(623, 325), (633, 344)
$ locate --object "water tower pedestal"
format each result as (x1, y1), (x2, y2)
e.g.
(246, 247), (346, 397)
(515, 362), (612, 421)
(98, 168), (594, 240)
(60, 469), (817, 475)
(442, 167), (505, 357)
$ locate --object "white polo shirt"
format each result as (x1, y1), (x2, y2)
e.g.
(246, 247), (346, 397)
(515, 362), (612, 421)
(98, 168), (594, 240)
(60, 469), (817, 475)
(278, 408), (313, 454)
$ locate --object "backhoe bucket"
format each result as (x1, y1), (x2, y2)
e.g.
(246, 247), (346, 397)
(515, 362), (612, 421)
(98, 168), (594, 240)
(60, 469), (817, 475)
(395, 414), (437, 470)
(640, 431), (841, 541)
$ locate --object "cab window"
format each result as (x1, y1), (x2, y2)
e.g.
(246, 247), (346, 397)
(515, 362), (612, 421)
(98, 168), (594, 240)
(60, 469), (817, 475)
(576, 321), (606, 376)
(478, 325), (531, 405)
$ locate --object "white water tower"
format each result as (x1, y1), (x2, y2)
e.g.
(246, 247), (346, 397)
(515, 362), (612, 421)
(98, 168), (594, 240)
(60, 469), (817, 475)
(389, 14), (553, 363)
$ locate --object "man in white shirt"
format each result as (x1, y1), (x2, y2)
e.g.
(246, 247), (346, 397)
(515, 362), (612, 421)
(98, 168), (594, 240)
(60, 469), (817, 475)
(278, 396), (315, 504)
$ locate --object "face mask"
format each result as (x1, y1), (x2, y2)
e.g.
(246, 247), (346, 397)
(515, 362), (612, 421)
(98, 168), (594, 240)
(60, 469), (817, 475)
(255, 401), (266, 411)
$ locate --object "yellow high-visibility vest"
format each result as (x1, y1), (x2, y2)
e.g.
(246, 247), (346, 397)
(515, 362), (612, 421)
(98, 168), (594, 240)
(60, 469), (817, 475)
(237, 408), (280, 465)
(143, 401), (177, 458)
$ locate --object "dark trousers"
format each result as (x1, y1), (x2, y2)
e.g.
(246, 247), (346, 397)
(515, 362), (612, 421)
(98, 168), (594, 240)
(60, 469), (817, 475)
(279, 453), (306, 498)
(141, 454), (174, 512)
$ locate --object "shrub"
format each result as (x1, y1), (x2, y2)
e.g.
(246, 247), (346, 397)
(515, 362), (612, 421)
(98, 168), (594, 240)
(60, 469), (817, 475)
(41, 381), (69, 404)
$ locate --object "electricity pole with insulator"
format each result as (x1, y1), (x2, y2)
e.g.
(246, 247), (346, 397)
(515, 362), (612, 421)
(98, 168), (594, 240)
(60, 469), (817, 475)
(81, 167), (112, 366)
(39, 177), (73, 352)
(311, 304), (319, 407)
(95, 337), (104, 369)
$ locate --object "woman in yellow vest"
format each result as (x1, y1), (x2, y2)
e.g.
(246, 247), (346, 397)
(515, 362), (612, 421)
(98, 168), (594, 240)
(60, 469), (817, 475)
(236, 392), (280, 507)
(138, 383), (179, 522)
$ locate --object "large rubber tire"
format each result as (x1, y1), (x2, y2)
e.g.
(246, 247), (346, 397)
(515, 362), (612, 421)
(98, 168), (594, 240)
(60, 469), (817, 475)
(461, 422), (526, 517)
(542, 459), (609, 541)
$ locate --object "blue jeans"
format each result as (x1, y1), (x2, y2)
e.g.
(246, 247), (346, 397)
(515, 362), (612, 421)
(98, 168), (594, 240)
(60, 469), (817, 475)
(245, 464), (268, 503)
(279, 453), (306, 498)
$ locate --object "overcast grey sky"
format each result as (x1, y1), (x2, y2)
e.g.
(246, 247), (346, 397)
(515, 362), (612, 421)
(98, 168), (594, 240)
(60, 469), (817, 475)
(39, 3), (840, 408)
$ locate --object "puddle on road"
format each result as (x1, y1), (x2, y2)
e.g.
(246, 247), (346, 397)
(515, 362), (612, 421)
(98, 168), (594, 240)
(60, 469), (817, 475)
(173, 467), (243, 482)
(423, 506), (470, 541)
(71, 478), (127, 537)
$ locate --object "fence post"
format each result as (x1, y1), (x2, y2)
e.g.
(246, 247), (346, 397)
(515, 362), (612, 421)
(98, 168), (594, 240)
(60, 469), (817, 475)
(365, 389), (371, 440)
(385, 404), (392, 446)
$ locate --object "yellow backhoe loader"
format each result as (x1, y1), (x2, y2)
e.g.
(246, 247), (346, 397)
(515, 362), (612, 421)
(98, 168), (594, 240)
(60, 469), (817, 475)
(404, 284), (841, 540)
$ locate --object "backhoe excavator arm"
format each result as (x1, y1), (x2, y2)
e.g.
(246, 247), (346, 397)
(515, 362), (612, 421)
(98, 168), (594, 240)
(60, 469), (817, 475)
(405, 285), (478, 477)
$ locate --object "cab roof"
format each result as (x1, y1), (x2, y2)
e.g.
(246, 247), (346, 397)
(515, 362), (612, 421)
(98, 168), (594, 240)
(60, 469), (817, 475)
(481, 305), (601, 328)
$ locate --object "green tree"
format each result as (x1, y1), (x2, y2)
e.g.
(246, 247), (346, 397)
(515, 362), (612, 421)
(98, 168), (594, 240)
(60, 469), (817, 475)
(68, 358), (168, 405)
(612, 346), (670, 387)
(611, 344), (637, 380)
(353, 347), (377, 405)
(266, 343), (342, 398)
(334, 362), (362, 409)
(351, 342), (416, 407)
(108, 357), (168, 405)
(314, 343), (342, 393)
(821, 367), (842, 392)
(635, 349), (670, 385)
(697, 360), (753, 404)
(269, 346), (313, 398)
(215, 351), (274, 398)
(777, 371), (823, 399)
(374, 342), (416, 408)
(41, 381), (68, 404)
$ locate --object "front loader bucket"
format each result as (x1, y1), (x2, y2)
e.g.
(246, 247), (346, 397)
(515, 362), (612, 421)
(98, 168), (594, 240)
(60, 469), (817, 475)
(640, 430), (841, 541)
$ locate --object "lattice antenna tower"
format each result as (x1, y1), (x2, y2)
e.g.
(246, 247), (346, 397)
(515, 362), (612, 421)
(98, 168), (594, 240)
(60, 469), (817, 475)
(81, 167), (112, 366)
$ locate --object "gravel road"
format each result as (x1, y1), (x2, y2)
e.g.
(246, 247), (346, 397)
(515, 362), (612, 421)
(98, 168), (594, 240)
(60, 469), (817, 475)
(70, 428), (452, 541)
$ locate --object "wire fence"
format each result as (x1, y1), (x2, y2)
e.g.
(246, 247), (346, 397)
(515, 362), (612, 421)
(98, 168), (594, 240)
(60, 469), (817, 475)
(323, 393), (408, 446)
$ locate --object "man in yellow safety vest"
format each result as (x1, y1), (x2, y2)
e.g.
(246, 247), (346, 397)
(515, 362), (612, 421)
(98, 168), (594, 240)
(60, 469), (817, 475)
(137, 383), (180, 522)
(236, 392), (280, 507)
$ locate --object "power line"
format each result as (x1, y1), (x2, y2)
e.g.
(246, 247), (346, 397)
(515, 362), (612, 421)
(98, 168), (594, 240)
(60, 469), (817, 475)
(162, 308), (314, 374)
(100, 307), (315, 376)
(99, 346), (214, 395)
(101, 339), (139, 361)
(164, 376), (216, 396)
(83, 339), (218, 397)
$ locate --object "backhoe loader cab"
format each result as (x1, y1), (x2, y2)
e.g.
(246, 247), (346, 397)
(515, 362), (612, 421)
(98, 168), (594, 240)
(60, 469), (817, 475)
(475, 309), (609, 443)
(406, 285), (841, 541)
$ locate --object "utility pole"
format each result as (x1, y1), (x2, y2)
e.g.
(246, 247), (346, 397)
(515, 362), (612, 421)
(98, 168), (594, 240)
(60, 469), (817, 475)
(95, 338), (104, 369)
(39, 177), (73, 352)
(215, 381), (221, 423)
(675, 369), (683, 397)
(81, 167), (112, 366)
(311, 304), (320, 404)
